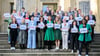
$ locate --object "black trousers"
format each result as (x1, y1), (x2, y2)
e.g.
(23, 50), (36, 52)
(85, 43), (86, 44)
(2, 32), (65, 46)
(10, 30), (18, 47)
(70, 33), (79, 50)
(79, 41), (89, 55)
(91, 27), (94, 41)
(47, 41), (52, 50)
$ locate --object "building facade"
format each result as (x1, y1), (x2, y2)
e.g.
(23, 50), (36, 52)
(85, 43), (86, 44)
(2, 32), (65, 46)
(0, 0), (100, 33)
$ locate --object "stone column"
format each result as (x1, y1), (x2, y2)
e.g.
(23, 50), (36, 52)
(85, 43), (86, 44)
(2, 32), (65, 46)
(90, 0), (100, 32)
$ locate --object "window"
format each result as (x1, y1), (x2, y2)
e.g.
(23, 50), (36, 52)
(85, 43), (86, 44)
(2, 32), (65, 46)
(79, 1), (90, 16)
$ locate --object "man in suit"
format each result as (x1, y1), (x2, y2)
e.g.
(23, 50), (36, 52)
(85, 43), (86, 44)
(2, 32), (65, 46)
(88, 10), (96, 41)
(45, 7), (51, 16)
(21, 7), (26, 17)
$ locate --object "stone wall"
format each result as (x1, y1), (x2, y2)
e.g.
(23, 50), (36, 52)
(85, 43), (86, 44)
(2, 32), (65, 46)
(0, 0), (14, 33)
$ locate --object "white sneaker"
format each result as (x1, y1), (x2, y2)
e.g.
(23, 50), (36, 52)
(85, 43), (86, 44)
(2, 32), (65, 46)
(85, 55), (89, 56)
(65, 48), (68, 50)
(10, 47), (15, 50)
(71, 50), (74, 53)
(78, 54), (81, 56)
(77, 50), (79, 54)
(55, 47), (57, 49)
(56, 47), (59, 49)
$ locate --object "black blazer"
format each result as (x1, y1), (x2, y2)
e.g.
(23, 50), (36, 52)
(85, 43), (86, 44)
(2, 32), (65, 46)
(45, 10), (51, 16)
(88, 15), (96, 21)
(69, 24), (79, 34)
(36, 20), (47, 32)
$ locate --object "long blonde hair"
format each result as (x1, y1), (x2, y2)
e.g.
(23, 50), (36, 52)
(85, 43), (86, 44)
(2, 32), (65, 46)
(54, 16), (61, 24)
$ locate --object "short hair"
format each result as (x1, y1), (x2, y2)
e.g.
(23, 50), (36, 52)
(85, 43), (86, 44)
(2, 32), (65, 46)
(22, 7), (25, 9)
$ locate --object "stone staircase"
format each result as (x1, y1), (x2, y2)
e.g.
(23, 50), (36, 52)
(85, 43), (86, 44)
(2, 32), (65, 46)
(0, 33), (100, 56)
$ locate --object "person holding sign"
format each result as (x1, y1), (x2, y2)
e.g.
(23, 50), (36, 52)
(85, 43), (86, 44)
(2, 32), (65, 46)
(54, 17), (62, 50)
(27, 16), (37, 49)
(9, 17), (19, 50)
(78, 19), (92, 56)
(68, 15), (74, 43)
(18, 19), (27, 49)
(61, 19), (69, 50)
(88, 11), (96, 41)
(44, 16), (54, 50)
(70, 20), (79, 53)
(4, 15), (13, 43)
(37, 16), (46, 49)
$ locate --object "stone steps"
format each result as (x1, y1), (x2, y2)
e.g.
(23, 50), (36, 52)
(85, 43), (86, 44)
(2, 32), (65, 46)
(0, 33), (100, 54)
(0, 52), (99, 56)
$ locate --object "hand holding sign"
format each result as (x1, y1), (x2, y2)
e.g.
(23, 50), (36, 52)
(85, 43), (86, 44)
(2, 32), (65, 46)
(38, 23), (45, 29)
(75, 17), (83, 21)
(54, 24), (60, 29)
(62, 26), (69, 31)
(4, 13), (11, 18)
(71, 28), (78, 33)
(47, 23), (53, 28)
(87, 20), (95, 25)
(10, 24), (17, 29)
(20, 25), (27, 30)
(80, 28), (87, 33)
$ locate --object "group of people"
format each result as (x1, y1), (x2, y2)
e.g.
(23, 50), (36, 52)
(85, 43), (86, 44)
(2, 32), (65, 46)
(4, 6), (96, 56)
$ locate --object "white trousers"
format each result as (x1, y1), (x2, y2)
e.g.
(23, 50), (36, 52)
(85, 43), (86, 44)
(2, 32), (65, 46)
(62, 31), (68, 49)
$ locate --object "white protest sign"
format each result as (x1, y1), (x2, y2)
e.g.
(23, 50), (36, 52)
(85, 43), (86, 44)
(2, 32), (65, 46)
(10, 24), (17, 28)
(47, 23), (53, 28)
(71, 28), (78, 33)
(54, 24), (60, 29)
(4, 13), (11, 18)
(75, 17), (83, 21)
(87, 20), (95, 25)
(20, 25), (27, 30)
(80, 28), (88, 33)
(38, 23), (45, 29)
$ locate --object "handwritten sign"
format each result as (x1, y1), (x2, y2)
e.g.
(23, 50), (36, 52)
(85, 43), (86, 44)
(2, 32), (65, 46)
(87, 20), (95, 25)
(43, 16), (48, 20)
(29, 23), (36, 30)
(4, 13), (11, 18)
(80, 28), (87, 33)
(63, 16), (69, 20)
(62, 27), (69, 31)
(68, 20), (73, 25)
(75, 17), (83, 21)
(54, 24), (60, 29)
(71, 28), (78, 33)
(10, 24), (17, 28)
(38, 23), (45, 29)
(47, 23), (53, 28)
(20, 25), (27, 30)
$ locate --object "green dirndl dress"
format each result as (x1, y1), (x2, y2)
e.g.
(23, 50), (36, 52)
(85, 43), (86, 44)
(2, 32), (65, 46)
(44, 21), (54, 41)
(54, 29), (62, 40)
(54, 23), (62, 40)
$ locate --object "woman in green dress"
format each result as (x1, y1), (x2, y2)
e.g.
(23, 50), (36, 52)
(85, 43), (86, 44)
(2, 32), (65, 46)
(54, 16), (62, 49)
(44, 16), (54, 50)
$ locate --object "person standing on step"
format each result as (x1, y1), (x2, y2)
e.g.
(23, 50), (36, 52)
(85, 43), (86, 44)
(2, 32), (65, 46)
(37, 16), (46, 49)
(18, 18), (27, 49)
(4, 15), (13, 43)
(9, 17), (19, 50)
(27, 16), (37, 49)
(78, 19), (92, 56)
(54, 16), (62, 50)
(61, 18), (69, 50)
(44, 16), (54, 50)
(88, 10), (96, 41)
(70, 20), (79, 53)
